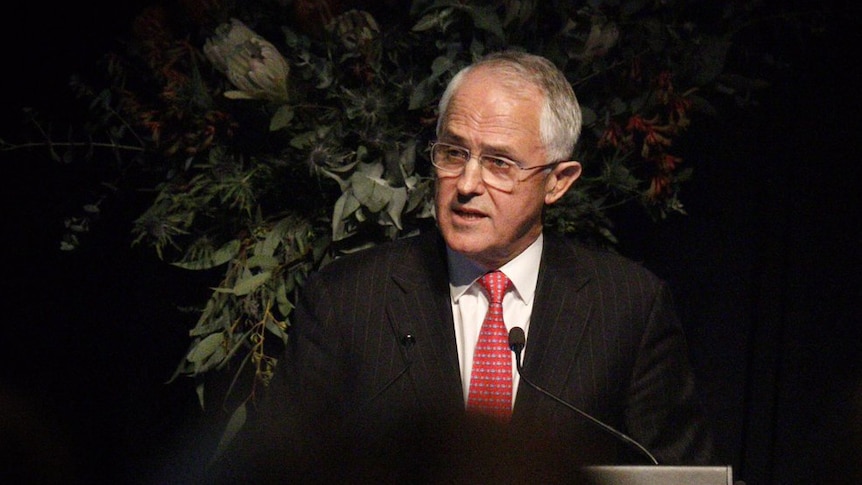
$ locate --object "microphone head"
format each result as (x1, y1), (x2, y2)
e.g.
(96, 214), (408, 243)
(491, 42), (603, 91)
(508, 326), (526, 352)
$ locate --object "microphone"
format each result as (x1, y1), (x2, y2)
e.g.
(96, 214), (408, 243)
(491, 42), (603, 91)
(365, 332), (416, 406)
(508, 327), (659, 465)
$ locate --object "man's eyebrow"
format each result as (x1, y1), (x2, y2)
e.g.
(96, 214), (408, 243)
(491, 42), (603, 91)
(437, 131), (466, 145)
(437, 132), (517, 157)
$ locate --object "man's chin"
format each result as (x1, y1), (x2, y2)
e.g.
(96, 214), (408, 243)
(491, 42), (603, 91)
(442, 231), (483, 251)
(444, 241), (498, 269)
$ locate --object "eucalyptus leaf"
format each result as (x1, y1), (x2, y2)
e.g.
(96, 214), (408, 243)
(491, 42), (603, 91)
(265, 319), (289, 344)
(399, 139), (418, 176)
(224, 90), (255, 100)
(270, 104), (295, 131)
(691, 37), (731, 86)
(581, 106), (598, 128)
(276, 279), (293, 317)
(412, 8), (450, 32)
(186, 332), (225, 374)
(198, 344), (227, 373)
(409, 76), (437, 110)
(385, 187), (409, 230)
(351, 173), (393, 213)
(196, 381), (206, 410)
(246, 254), (281, 270)
(332, 191), (361, 241)
(289, 131), (321, 150)
(609, 98), (628, 116)
(256, 231), (279, 259)
(189, 311), (230, 338)
(212, 403), (247, 461)
(430, 55), (453, 76)
(686, 94), (717, 117)
(172, 240), (241, 270)
(313, 57), (335, 89)
(406, 179), (433, 214)
(166, 340), (198, 384)
(318, 166), (353, 193)
(464, 5), (505, 40)
(232, 271), (272, 296)
(216, 329), (254, 371)
(356, 161), (385, 178)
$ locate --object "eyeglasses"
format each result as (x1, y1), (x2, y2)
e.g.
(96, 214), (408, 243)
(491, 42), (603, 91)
(430, 142), (559, 192)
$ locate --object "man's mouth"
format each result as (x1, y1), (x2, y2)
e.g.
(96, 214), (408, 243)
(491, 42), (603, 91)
(452, 206), (487, 220)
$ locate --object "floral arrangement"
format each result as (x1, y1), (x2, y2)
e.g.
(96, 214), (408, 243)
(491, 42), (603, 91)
(4, 0), (777, 441)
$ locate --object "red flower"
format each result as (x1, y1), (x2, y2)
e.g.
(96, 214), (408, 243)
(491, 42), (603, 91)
(656, 154), (683, 172)
(647, 174), (672, 201)
(671, 96), (692, 115)
(598, 122), (625, 149)
(644, 129), (671, 148)
(626, 115), (650, 133)
(669, 96), (693, 129)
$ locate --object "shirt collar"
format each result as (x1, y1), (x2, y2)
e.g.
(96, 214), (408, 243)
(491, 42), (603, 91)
(447, 233), (544, 304)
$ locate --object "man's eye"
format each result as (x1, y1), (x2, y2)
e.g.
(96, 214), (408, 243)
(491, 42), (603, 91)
(449, 149), (469, 160)
(486, 157), (512, 169)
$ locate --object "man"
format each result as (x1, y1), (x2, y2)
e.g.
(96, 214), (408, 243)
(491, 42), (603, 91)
(216, 50), (713, 482)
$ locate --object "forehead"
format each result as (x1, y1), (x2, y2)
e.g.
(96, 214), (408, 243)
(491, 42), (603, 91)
(440, 69), (544, 152)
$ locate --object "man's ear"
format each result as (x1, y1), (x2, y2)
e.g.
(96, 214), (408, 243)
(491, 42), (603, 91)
(544, 161), (582, 204)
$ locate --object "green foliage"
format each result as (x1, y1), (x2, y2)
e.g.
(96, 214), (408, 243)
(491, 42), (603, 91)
(4, 0), (795, 416)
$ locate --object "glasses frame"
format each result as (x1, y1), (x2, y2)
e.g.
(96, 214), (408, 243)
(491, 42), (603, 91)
(429, 141), (560, 191)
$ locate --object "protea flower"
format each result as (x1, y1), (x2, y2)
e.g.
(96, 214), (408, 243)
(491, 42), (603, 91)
(203, 18), (290, 103)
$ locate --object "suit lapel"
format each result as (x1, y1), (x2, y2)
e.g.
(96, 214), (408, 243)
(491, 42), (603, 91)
(386, 231), (464, 413)
(513, 234), (592, 420)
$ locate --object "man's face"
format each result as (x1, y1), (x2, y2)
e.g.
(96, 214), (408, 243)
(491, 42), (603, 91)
(434, 68), (577, 269)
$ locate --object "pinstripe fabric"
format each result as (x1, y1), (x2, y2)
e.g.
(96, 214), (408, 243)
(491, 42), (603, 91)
(253, 228), (714, 468)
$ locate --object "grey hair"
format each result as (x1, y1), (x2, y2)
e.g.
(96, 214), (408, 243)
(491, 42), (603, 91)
(436, 50), (582, 163)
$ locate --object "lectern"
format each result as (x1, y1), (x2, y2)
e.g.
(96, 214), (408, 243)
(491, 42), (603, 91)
(582, 465), (734, 485)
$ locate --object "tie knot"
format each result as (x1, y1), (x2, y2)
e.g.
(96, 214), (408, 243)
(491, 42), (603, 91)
(479, 270), (511, 304)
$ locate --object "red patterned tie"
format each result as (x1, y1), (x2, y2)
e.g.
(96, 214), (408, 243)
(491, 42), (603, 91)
(466, 270), (513, 421)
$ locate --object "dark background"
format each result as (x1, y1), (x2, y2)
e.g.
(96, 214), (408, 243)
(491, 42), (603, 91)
(1, 1), (860, 483)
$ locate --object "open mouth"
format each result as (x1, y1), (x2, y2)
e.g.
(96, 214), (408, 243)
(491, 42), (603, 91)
(453, 207), (487, 220)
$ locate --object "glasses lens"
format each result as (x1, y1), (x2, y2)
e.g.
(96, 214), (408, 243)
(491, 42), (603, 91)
(432, 144), (467, 174)
(480, 157), (516, 191)
(431, 143), (516, 191)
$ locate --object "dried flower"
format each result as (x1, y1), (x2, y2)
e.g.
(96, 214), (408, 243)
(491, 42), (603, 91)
(581, 19), (620, 60)
(203, 19), (290, 103)
(342, 87), (387, 125)
(327, 10), (380, 53)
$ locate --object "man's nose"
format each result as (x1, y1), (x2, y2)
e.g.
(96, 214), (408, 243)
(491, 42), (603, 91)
(456, 157), (486, 194)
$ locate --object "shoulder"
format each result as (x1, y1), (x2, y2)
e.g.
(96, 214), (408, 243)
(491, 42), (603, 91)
(543, 232), (664, 290)
(308, 230), (444, 285)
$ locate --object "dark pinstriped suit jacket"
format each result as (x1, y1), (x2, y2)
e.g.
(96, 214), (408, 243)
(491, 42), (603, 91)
(230, 228), (714, 481)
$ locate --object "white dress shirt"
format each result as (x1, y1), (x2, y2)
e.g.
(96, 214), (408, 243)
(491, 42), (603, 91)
(447, 234), (543, 408)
